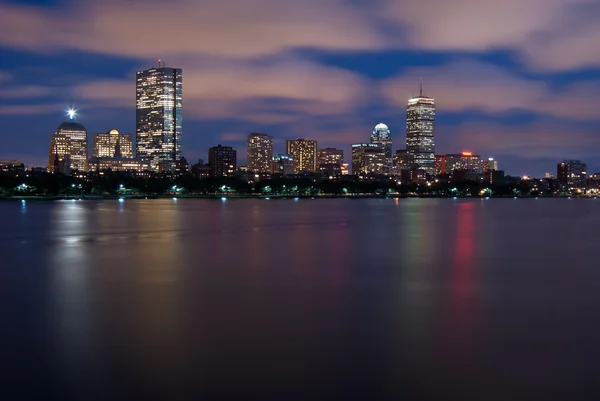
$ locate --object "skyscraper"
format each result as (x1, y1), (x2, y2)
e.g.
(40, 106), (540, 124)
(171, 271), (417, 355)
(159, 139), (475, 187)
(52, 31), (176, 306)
(371, 123), (392, 165)
(208, 145), (237, 177)
(351, 143), (387, 175)
(136, 64), (182, 171)
(48, 121), (88, 173)
(93, 129), (133, 158)
(286, 139), (318, 173)
(406, 85), (435, 175)
(247, 133), (273, 173)
(482, 158), (499, 172)
(557, 160), (587, 189)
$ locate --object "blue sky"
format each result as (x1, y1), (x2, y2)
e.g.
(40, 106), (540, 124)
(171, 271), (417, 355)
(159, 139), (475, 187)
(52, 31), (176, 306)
(1, 0), (600, 176)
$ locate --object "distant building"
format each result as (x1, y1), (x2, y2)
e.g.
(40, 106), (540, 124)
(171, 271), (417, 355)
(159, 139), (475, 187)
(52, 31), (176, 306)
(435, 155), (446, 175)
(482, 157), (499, 172)
(48, 121), (88, 173)
(93, 129), (133, 158)
(0, 160), (24, 173)
(208, 145), (237, 177)
(371, 123), (392, 165)
(394, 149), (414, 169)
(406, 87), (435, 175)
(89, 136), (149, 172)
(286, 139), (317, 173)
(352, 143), (387, 175)
(191, 161), (212, 179)
(557, 160), (587, 189)
(136, 65), (182, 172)
(445, 152), (481, 173)
(247, 133), (273, 173)
(271, 154), (294, 176)
(318, 148), (344, 166)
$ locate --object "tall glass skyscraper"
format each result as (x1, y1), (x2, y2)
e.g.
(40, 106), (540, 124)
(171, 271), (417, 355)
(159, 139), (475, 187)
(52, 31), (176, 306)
(406, 88), (435, 175)
(371, 123), (392, 165)
(48, 121), (88, 173)
(136, 66), (182, 171)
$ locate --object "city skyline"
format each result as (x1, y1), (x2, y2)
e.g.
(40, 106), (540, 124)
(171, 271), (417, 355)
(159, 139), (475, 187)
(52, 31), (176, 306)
(2, 0), (600, 176)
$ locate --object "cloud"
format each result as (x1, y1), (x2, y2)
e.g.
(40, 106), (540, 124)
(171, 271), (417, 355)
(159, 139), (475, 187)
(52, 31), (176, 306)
(0, 0), (386, 58)
(0, 85), (56, 99)
(0, 103), (64, 115)
(382, 61), (600, 119)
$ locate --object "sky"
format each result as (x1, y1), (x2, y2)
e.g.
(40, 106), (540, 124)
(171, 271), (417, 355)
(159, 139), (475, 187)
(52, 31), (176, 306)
(1, 0), (600, 176)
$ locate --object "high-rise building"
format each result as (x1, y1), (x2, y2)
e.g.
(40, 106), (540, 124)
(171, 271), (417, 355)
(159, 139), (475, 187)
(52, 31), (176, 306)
(394, 149), (414, 169)
(352, 143), (387, 175)
(136, 65), (182, 171)
(371, 123), (392, 165)
(286, 139), (317, 173)
(445, 152), (482, 173)
(247, 133), (273, 173)
(93, 129), (133, 158)
(406, 87), (435, 175)
(318, 148), (344, 166)
(48, 121), (88, 173)
(482, 157), (499, 172)
(557, 160), (587, 189)
(271, 154), (295, 176)
(208, 145), (237, 177)
(435, 155), (446, 175)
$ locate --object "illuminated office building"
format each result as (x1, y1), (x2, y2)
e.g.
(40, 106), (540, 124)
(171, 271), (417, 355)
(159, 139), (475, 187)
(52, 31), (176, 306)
(271, 154), (295, 176)
(318, 148), (344, 166)
(247, 133), (273, 173)
(557, 160), (587, 189)
(286, 139), (318, 173)
(93, 129), (133, 158)
(482, 158), (499, 172)
(394, 149), (414, 169)
(445, 152), (482, 173)
(352, 143), (387, 175)
(406, 87), (435, 175)
(371, 123), (392, 165)
(209, 145), (237, 177)
(48, 121), (88, 173)
(435, 155), (446, 175)
(89, 135), (148, 172)
(136, 64), (182, 171)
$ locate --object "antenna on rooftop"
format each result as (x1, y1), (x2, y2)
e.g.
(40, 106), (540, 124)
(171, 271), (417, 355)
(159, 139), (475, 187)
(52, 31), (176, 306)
(420, 77), (423, 97)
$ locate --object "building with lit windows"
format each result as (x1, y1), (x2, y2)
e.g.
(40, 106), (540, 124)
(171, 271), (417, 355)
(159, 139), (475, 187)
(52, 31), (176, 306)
(393, 149), (414, 169)
(445, 152), (482, 173)
(209, 145), (237, 177)
(557, 160), (587, 189)
(352, 143), (387, 175)
(435, 155), (446, 175)
(406, 89), (435, 175)
(89, 136), (149, 172)
(271, 154), (295, 176)
(318, 148), (344, 166)
(482, 158), (499, 172)
(247, 133), (273, 173)
(286, 139), (318, 173)
(48, 121), (88, 173)
(371, 123), (392, 165)
(136, 65), (182, 171)
(93, 129), (133, 158)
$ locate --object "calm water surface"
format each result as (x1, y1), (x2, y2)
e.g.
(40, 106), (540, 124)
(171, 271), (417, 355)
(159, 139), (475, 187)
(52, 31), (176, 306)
(2, 198), (600, 400)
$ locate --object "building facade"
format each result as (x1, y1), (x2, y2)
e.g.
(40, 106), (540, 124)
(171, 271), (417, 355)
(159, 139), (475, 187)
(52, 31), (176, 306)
(271, 154), (295, 176)
(48, 121), (88, 173)
(445, 152), (482, 173)
(136, 66), (182, 171)
(208, 145), (237, 177)
(247, 133), (273, 173)
(482, 157), (499, 172)
(286, 139), (317, 173)
(93, 129), (133, 158)
(394, 149), (414, 169)
(318, 148), (344, 167)
(371, 123), (392, 165)
(435, 155), (446, 175)
(352, 143), (387, 175)
(406, 91), (435, 175)
(557, 160), (587, 189)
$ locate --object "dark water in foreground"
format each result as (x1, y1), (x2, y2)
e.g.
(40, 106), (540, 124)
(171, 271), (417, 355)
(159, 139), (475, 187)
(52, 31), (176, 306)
(2, 198), (600, 400)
